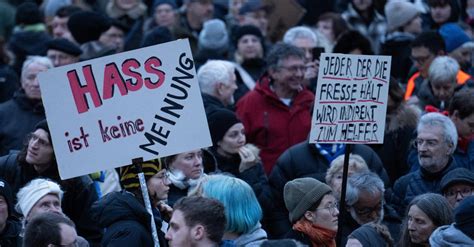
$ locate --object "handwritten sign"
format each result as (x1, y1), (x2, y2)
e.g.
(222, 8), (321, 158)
(39, 39), (212, 179)
(310, 53), (391, 144)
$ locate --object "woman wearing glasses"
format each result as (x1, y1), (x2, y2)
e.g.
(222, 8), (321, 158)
(283, 177), (339, 247)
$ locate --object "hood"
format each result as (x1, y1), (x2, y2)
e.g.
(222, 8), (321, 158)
(91, 190), (151, 229)
(429, 224), (474, 246)
(234, 223), (267, 246)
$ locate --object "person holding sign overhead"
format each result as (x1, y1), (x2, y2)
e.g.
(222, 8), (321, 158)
(91, 160), (170, 246)
(236, 42), (314, 175)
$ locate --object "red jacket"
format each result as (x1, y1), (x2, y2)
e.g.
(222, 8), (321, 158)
(236, 75), (314, 174)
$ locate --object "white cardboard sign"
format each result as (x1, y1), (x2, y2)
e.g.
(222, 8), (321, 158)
(39, 39), (212, 179)
(310, 53), (391, 144)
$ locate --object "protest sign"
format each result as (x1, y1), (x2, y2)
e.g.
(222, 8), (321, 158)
(310, 53), (391, 144)
(39, 39), (212, 179)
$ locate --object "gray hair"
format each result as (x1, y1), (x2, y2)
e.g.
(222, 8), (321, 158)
(197, 60), (235, 95)
(283, 26), (318, 45)
(417, 112), (458, 153)
(21, 56), (53, 80)
(266, 42), (305, 70)
(428, 56), (459, 85)
(345, 171), (385, 206)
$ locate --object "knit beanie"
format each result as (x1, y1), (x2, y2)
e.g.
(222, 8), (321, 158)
(233, 25), (263, 47)
(385, 0), (419, 32)
(454, 196), (474, 239)
(198, 19), (229, 54)
(34, 119), (52, 144)
(439, 23), (474, 53)
(47, 38), (83, 56)
(67, 11), (111, 44)
(15, 179), (63, 218)
(440, 168), (474, 192)
(284, 177), (332, 223)
(15, 2), (43, 26)
(207, 109), (241, 147)
(153, 0), (177, 10)
(120, 159), (162, 190)
(0, 179), (13, 217)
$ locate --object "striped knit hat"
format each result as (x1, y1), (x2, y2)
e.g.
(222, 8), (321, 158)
(120, 159), (162, 190)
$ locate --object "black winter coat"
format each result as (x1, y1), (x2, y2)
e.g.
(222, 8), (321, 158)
(91, 190), (167, 247)
(0, 220), (21, 247)
(0, 89), (44, 156)
(391, 158), (458, 215)
(267, 142), (389, 239)
(0, 152), (102, 245)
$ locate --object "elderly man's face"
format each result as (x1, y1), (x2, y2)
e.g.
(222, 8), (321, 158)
(217, 70), (237, 106)
(21, 62), (49, 100)
(349, 189), (384, 225)
(416, 125), (452, 173)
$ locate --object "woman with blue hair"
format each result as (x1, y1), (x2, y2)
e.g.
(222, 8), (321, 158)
(201, 174), (267, 246)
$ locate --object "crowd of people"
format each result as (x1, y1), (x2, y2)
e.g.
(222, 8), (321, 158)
(1, 0), (474, 246)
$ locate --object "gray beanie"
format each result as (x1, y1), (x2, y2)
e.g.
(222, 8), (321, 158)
(284, 177), (332, 223)
(198, 19), (229, 53)
(385, 0), (419, 32)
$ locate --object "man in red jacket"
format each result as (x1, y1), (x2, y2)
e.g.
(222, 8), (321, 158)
(236, 42), (314, 174)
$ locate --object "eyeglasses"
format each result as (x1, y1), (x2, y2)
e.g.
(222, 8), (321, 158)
(444, 188), (473, 199)
(27, 133), (51, 147)
(411, 54), (433, 65)
(413, 138), (441, 149)
(353, 201), (383, 216)
(315, 202), (339, 214)
(278, 65), (306, 74)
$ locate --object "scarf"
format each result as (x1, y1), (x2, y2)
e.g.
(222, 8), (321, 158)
(293, 219), (336, 247)
(315, 144), (345, 163)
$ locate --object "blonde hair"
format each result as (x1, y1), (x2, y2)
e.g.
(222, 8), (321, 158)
(325, 154), (369, 184)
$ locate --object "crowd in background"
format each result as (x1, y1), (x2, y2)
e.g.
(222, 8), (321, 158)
(1, 0), (474, 246)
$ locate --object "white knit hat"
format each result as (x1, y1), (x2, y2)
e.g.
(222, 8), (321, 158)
(385, 0), (420, 32)
(15, 178), (63, 218)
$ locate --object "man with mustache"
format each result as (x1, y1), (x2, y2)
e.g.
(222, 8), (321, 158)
(341, 171), (401, 246)
(392, 113), (460, 215)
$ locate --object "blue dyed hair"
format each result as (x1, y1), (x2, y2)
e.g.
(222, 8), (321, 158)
(202, 174), (262, 234)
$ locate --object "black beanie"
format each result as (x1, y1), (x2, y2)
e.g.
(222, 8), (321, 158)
(233, 25), (263, 46)
(454, 195), (474, 239)
(47, 38), (83, 56)
(35, 119), (52, 144)
(15, 2), (42, 25)
(207, 109), (241, 147)
(68, 11), (111, 44)
(0, 179), (13, 217)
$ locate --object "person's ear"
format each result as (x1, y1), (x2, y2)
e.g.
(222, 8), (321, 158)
(191, 224), (205, 241)
(304, 210), (314, 221)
